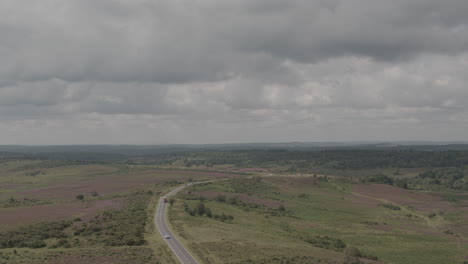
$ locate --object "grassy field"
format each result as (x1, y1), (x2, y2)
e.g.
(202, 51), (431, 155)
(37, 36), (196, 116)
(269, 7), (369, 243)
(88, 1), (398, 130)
(2, 156), (468, 264)
(0, 159), (245, 264)
(169, 176), (468, 264)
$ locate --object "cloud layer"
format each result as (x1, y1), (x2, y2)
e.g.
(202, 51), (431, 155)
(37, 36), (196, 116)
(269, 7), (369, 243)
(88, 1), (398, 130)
(1, 0), (468, 144)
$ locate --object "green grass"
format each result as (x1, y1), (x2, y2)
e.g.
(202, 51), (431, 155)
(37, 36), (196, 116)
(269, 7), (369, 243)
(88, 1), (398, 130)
(170, 176), (468, 264)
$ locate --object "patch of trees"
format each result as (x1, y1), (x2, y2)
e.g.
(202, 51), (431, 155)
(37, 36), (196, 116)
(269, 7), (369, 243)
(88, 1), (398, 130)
(412, 168), (467, 190)
(362, 167), (467, 191)
(0, 221), (71, 249)
(362, 173), (408, 189)
(183, 202), (234, 222)
(362, 173), (394, 185)
(303, 235), (346, 251)
(207, 194), (289, 217)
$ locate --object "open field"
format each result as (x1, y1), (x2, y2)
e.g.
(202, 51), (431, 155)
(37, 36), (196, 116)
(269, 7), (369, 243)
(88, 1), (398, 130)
(2, 148), (468, 264)
(169, 176), (468, 264)
(0, 159), (244, 264)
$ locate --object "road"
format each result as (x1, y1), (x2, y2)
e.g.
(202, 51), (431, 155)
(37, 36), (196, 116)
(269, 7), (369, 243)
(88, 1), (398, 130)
(154, 183), (200, 264)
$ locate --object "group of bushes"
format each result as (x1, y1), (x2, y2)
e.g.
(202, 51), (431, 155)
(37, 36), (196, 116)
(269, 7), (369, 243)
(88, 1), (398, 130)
(278, 222), (346, 252)
(378, 203), (401, 210)
(0, 197), (48, 208)
(344, 247), (379, 264)
(303, 235), (346, 251)
(73, 191), (151, 246)
(361, 173), (409, 189)
(0, 189), (154, 250)
(182, 202), (234, 222)
(0, 221), (71, 249)
(75, 191), (99, 201)
(186, 193), (287, 218)
(363, 168), (467, 191)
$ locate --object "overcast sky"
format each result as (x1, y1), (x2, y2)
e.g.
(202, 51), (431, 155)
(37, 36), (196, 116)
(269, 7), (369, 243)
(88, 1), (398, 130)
(1, 0), (468, 144)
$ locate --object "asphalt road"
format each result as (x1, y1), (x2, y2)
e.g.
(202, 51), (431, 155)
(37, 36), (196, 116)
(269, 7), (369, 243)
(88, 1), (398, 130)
(155, 183), (200, 264)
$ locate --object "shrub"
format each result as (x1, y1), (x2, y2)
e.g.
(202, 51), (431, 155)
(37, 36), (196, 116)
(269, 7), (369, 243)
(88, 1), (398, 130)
(215, 195), (227, 202)
(205, 208), (212, 218)
(362, 174), (394, 185)
(196, 202), (206, 216)
(379, 203), (401, 210)
(75, 191), (151, 247)
(0, 221), (71, 249)
(304, 235), (346, 251)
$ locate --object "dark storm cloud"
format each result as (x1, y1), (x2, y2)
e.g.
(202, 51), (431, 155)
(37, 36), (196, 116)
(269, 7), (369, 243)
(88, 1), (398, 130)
(1, 0), (468, 84)
(0, 0), (467, 144)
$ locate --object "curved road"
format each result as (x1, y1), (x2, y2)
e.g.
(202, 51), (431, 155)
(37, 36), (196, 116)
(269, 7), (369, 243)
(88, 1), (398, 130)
(155, 183), (200, 264)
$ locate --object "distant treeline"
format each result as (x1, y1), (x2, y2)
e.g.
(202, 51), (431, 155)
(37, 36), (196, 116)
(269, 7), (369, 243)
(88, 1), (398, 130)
(139, 149), (468, 170)
(3, 146), (468, 170)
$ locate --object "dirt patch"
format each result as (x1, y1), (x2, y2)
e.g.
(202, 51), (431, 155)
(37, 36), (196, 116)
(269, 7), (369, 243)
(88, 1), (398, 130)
(353, 184), (454, 212)
(12, 169), (241, 199)
(144, 169), (242, 179)
(287, 176), (319, 186)
(370, 224), (393, 232)
(0, 198), (124, 231)
(347, 193), (381, 209)
(15, 179), (153, 199)
(234, 168), (270, 172)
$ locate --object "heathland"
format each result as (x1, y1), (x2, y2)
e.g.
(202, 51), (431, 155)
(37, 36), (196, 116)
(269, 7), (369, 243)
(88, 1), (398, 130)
(1, 144), (467, 264)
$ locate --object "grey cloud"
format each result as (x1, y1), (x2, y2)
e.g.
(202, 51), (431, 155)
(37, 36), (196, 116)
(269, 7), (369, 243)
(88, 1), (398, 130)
(0, 0), (468, 143)
(2, 0), (468, 85)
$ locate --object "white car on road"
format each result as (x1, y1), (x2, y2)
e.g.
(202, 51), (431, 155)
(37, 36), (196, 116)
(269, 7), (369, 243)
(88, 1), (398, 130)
(164, 234), (170, 239)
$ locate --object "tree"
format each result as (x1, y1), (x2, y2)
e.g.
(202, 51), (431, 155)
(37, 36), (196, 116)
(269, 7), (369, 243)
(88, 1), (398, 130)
(220, 212), (228, 222)
(196, 202), (206, 216)
(205, 208), (212, 218)
(91, 191), (99, 197)
(76, 194), (84, 200)
(215, 195), (226, 202)
(278, 205), (286, 211)
(394, 178), (408, 189)
(169, 198), (175, 205)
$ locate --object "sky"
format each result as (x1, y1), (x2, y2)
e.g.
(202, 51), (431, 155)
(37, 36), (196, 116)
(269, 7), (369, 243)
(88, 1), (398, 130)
(1, 0), (468, 144)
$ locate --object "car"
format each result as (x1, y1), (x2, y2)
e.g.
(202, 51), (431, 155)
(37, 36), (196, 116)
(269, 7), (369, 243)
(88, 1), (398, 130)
(164, 234), (170, 239)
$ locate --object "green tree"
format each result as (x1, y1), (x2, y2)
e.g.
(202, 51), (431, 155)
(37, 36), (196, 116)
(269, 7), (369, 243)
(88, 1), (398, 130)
(205, 207), (212, 218)
(196, 202), (206, 216)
